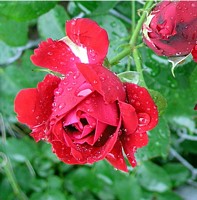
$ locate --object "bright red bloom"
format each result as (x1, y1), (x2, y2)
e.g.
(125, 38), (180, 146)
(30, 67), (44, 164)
(143, 1), (197, 57)
(192, 45), (197, 62)
(15, 18), (158, 172)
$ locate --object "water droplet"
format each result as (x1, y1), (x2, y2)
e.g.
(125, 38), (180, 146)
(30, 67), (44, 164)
(47, 52), (53, 56)
(85, 99), (91, 104)
(73, 71), (80, 79)
(58, 103), (65, 110)
(93, 80), (98, 84)
(52, 102), (57, 107)
(136, 101), (141, 106)
(99, 76), (105, 81)
(36, 116), (40, 120)
(77, 89), (92, 97)
(54, 88), (63, 96)
(138, 113), (150, 127)
(192, 3), (196, 7)
(87, 108), (94, 113)
(71, 19), (76, 26)
(133, 94), (138, 99)
(67, 87), (73, 91)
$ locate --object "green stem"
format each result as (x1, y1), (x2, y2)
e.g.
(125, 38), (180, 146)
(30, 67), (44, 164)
(131, 1), (136, 34)
(1, 154), (27, 200)
(109, 0), (154, 66)
(133, 48), (147, 88)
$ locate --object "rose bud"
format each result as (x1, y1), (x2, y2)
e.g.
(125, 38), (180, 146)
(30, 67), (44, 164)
(14, 18), (158, 172)
(142, 1), (197, 57)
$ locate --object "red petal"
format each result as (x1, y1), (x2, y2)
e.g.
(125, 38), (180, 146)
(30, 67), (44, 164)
(77, 92), (119, 126)
(77, 63), (126, 103)
(51, 118), (121, 165)
(66, 18), (109, 63)
(194, 104), (197, 110)
(51, 72), (93, 119)
(14, 74), (60, 141)
(51, 140), (82, 164)
(119, 101), (138, 135)
(121, 132), (148, 167)
(31, 38), (80, 75)
(192, 45), (197, 62)
(125, 83), (158, 133)
(106, 140), (128, 172)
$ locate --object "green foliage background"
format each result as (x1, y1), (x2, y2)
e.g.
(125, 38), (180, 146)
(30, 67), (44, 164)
(0, 1), (196, 200)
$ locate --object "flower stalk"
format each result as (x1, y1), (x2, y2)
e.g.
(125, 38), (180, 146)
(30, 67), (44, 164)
(109, 0), (154, 66)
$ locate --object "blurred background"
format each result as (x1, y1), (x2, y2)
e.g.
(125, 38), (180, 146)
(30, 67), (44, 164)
(0, 1), (197, 200)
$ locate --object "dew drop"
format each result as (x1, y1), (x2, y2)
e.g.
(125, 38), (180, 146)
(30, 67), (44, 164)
(67, 87), (73, 91)
(85, 99), (91, 104)
(47, 52), (53, 56)
(54, 88), (63, 96)
(76, 88), (92, 97)
(58, 103), (66, 110)
(93, 80), (98, 84)
(136, 101), (141, 106)
(99, 76), (105, 81)
(87, 108), (94, 113)
(138, 113), (150, 127)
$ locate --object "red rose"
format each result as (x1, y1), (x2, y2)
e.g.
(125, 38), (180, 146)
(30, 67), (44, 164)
(192, 45), (197, 62)
(143, 1), (197, 57)
(14, 18), (158, 172)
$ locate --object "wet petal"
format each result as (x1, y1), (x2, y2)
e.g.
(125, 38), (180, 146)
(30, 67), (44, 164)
(31, 38), (80, 75)
(121, 132), (148, 167)
(51, 72), (94, 119)
(14, 74), (60, 141)
(77, 92), (119, 126)
(119, 101), (138, 135)
(125, 83), (158, 133)
(66, 18), (109, 63)
(77, 63), (126, 103)
(192, 45), (197, 62)
(106, 140), (128, 172)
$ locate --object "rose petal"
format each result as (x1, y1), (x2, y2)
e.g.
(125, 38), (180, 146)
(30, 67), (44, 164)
(106, 140), (128, 172)
(192, 45), (197, 62)
(125, 83), (158, 133)
(77, 92), (119, 126)
(31, 38), (81, 75)
(77, 63), (126, 103)
(14, 74), (60, 141)
(51, 72), (94, 119)
(51, 140), (82, 164)
(66, 18), (109, 63)
(121, 132), (148, 167)
(118, 101), (138, 135)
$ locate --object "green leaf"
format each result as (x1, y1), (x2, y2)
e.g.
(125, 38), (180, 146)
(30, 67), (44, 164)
(137, 161), (172, 192)
(4, 136), (38, 162)
(92, 14), (129, 72)
(114, 175), (142, 200)
(38, 5), (70, 40)
(0, 16), (28, 46)
(0, 41), (20, 65)
(30, 190), (66, 200)
(76, 1), (117, 16)
(118, 71), (140, 84)
(136, 116), (170, 161)
(0, 50), (46, 122)
(181, 140), (197, 154)
(163, 163), (190, 187)
(142, 48), (197, 131)
(149, 89), (167, 116)
(155, 191), (184, 200)
(0, 1), (57, 21)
